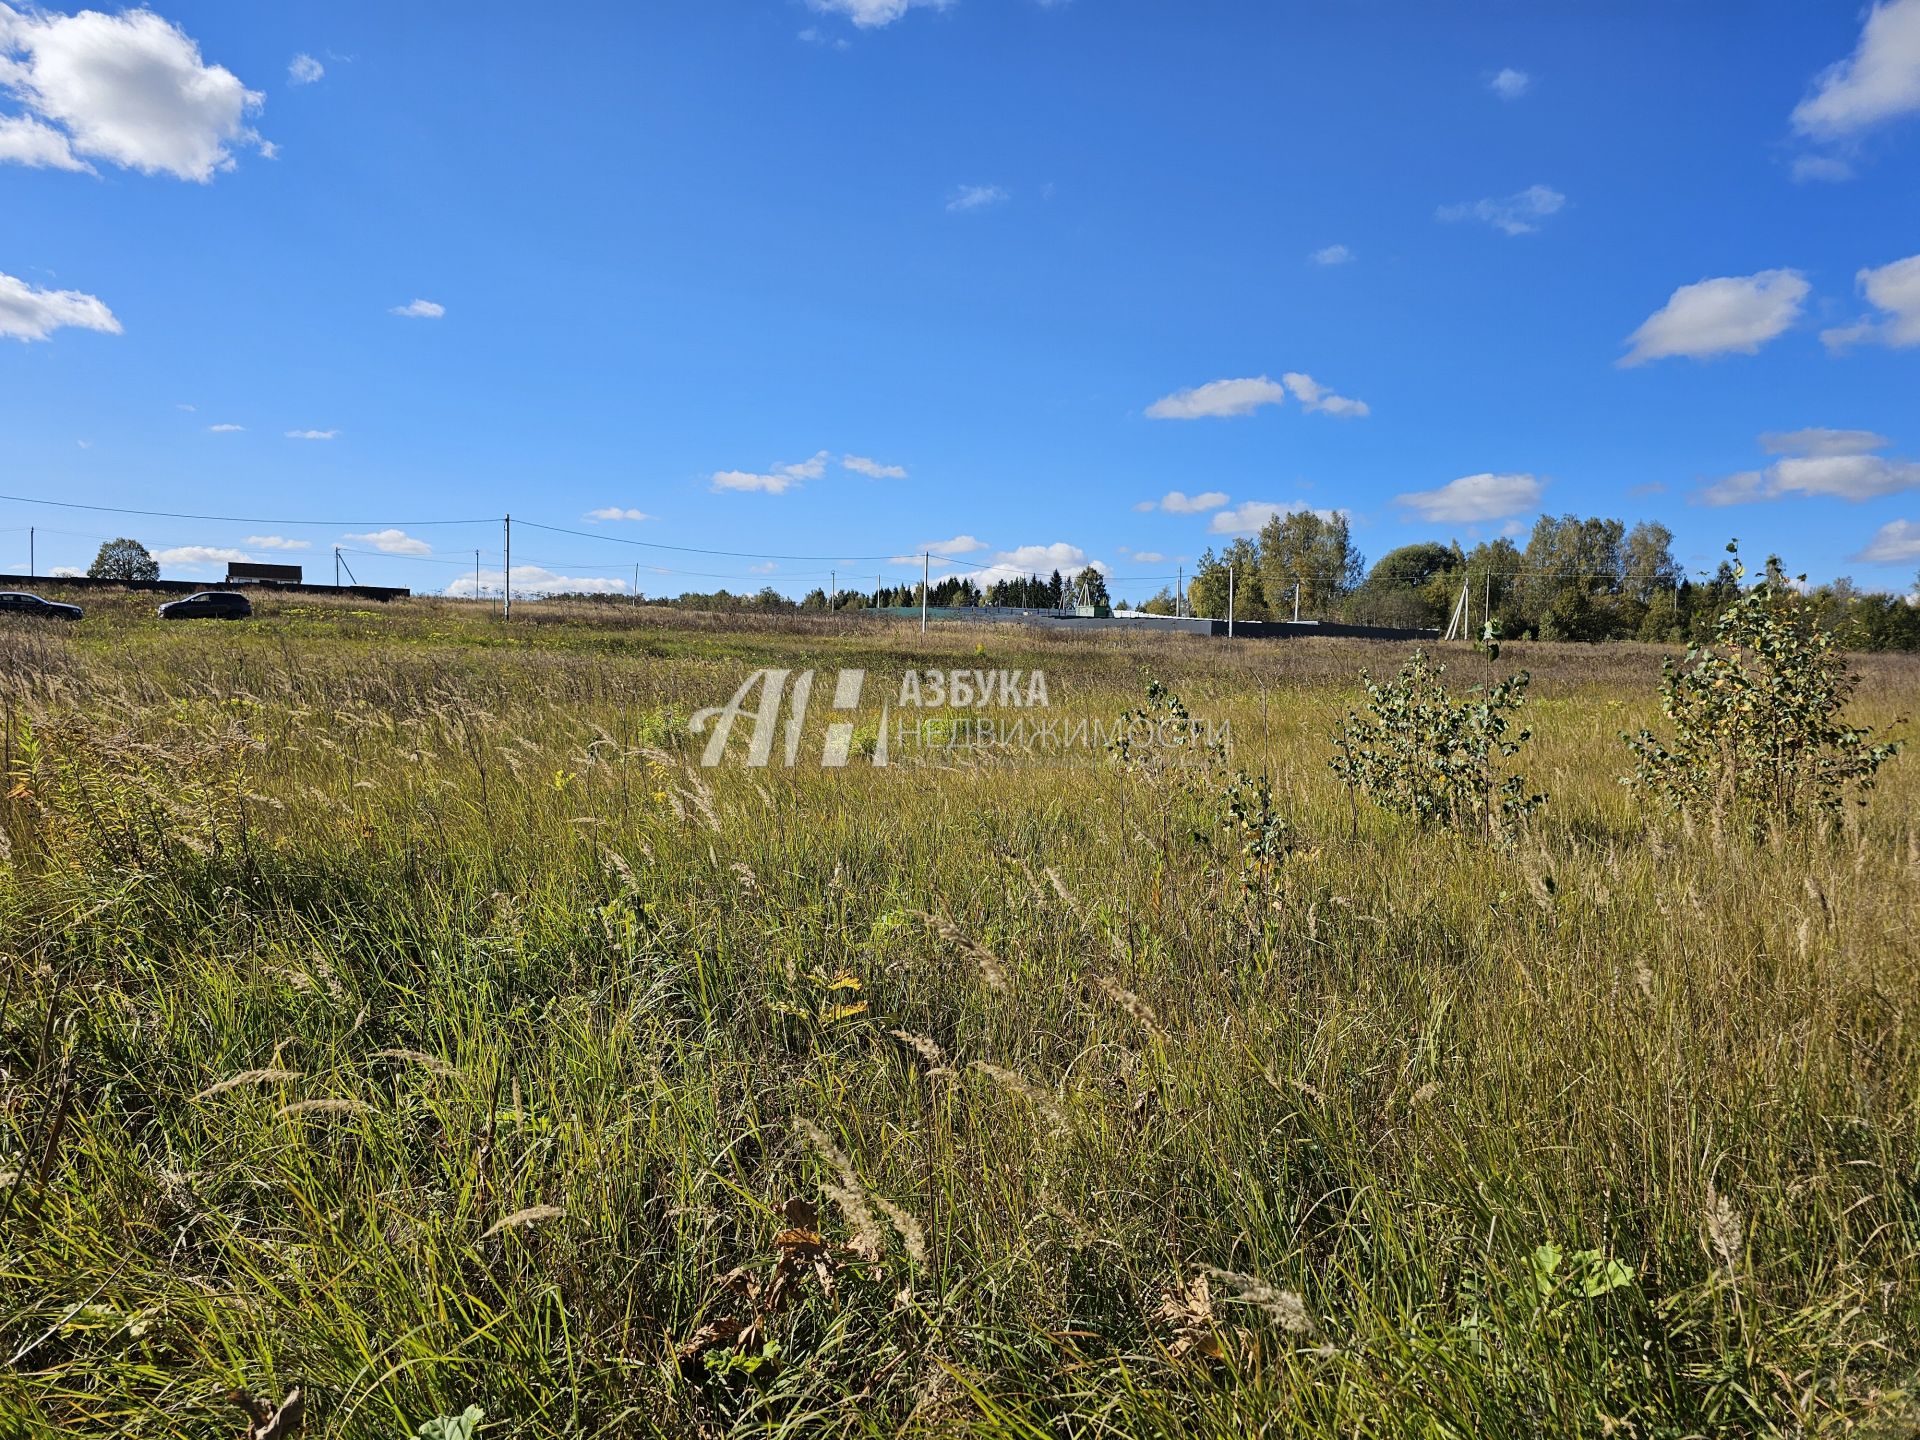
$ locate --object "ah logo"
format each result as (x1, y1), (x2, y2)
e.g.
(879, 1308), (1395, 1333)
(691, 668), (888, 768)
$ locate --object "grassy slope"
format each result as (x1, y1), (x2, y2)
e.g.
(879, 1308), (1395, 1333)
(3, 591), (1919, 1438)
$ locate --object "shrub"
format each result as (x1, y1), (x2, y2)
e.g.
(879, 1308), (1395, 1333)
(1330, 650), (1543, 839)
(1624, 547), (1900, 834)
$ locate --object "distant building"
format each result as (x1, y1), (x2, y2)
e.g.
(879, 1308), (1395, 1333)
(227, 561), (303, 584)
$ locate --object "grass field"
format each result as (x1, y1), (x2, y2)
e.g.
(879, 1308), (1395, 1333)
(4, 588), (1919, 1438)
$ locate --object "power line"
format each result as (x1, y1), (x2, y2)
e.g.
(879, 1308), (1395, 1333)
(514, 518), (900, 564)
(0, 492), (496, 528)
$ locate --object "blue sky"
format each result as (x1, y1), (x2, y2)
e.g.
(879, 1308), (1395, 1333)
(3, 0), (1919, 599)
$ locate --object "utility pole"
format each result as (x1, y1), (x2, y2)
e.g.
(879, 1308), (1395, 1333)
(1292, 580), (1301, 624)
(334, 546), (341, 588)
(28, 527), (33, 577)
(503, 514), (512, 620)
(632, 562), (639, 607)
(830, 569), (835, 612)
(474, 550), (481, 602)
(1176, 564), (1183, 617)
(1227, 565), (1236, 638)
(921, 552), (929, 634)
(1482, 568), (1492, 636)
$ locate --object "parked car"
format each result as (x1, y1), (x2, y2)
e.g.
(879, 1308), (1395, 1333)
(0, 590), (83, 621)
(157, 590), (252, 620)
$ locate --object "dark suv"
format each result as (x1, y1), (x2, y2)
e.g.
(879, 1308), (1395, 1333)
(0, 590), (83, 621)
(157, 590), (252, 620)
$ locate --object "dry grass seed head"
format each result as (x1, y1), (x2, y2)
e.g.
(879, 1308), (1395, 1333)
(194, 1068), (301, 1101)
(484, 1204), (565, 1238)
(275, 1098), (372, 1119)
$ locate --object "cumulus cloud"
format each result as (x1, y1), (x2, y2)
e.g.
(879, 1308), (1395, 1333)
(711, 450), (829, 495)
(446, 565), (627, 599)
(946, 183), (1007, 212)
(807, 0), (950, 26)
(1853, 518), (1920, 565)
(1821, 252), (1920, 350)
(1137, 490), (1228, 515)
(1208, 500), (1341, 535)
(843, 454), (907, 479)
(1282, 371), (1370, 418)
(286, 428), (338, 440)
(1489, 67), (1532, 99)
(154, 544), (248, 569)
(1698, 431), (1920, 505)
(1146, 376), (1288, 420)
(1437, 184), (1564, 235)
(943, 541), (1104, 591)
(207, 422), (243, 433)
(288, 53), (323, 85)
(1792, 0), (1920, 140)
(0, 270), (120, 341)
(1619, 269), (1808, 365)
(1395, 472), (1543, 523)
(1308, 244), (1354, 266)
(245, 535), (310, 550)
(390, 298), (445, 319)
(921, 534), (988, 556)
(586, 506), (653, 522)
(342, 528), (430, 556)
(0, 4), (267, 181)
(0, 113), (87, 169)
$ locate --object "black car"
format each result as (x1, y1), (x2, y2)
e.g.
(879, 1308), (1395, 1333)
(0, 590), (83, 621)
(157, 590), (252, 620)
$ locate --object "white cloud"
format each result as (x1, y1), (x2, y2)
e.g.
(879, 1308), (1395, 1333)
(1281, 371), (1370, 418)
(1129, 551), (1169, 563)
(1791, 154), (1854, 183)
(288, 53), (323, 85)
(154, 544), (248, 569)
(1619, 269), (1809, 365)
(1146, 376), (1288, 420)
(48, 565), (83, 577)
(445, 565), (627, 599)
(585, 506), (653, 522)
(1437, 184), (1564, 235)
(843, 454), (907, 479)
(1208, 500), (1340, 535)
(245, 535), (309, 550)
(1853, 518), (1920, 565)
(0, 112), (86, 169)
(921, 534), (988, 556)
(0, 4), (267, 181)
(208, 422), (244, 433)
(176, 402), (195, 411)
(949, 541), (1104, 591)
(0, 269), (120, 342)
(946, 183), (1008, 213)
(1489, 67), (1532, 100)
(1759, 427), (1890, 457)
(286, 428), (338, 440)
(1792, 0), (1920, 140)
(1822, 253), (1920, 350)
(1395, 472), (1543, 523)
(711, 450), (829, 495)
(1699, 431), (1920, 505)
(1308, 244), (1354, 266)
(1142, 490), (1229, 514)
(390, 298), (445, 319)
(807, 0), (950, 26)
(342, 528), (431, 556)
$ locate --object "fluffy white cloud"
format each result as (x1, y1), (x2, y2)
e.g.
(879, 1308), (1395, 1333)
(390, 298), (445, 319)
(208, 422), (244, 433)
(944, 541), (1104, 591)
(48, 565), (83, 577)
(586, 506), (653, 522)
(1282, 371), (1369, 418)
(807, 0), (950, 26)
(0, 112), (85, 169)
(843, 454), (907, 479)
(286, 428), (338, 440)
(0, 4), (267, 181)
(1853, 518), (1920, 565)
(1146, 376), (1287, 420)
(445, 565), (627, 599)
(245, 535), (310, 550)
(1489, 67), (1532, 99)
(1822, 253), (1920, 350)
(0, 269), (120, 341)
(1139, 490), (1229, 514)
(287, 53), (323, 85)
(1396, 472), (1543, 523)
(1437, 184), (1564, 235)
(921, 534), (988, 555)
(1699, 431), (1920, 505)
(1792, 0), (1920, 140)
(1128, 551), (1169, 563)
(154, 544), (249, 569)
(1208, 500), (1340, 535)
(946, 183), (1007, 212)
(342, 528), (431, 556)
(1619, 269), (1808, 365)
(1308, 244), (1354, 266)
(711, 450), (829, 495)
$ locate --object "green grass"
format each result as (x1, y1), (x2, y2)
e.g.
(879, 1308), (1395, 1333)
(3, 589), (1919, 1438)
